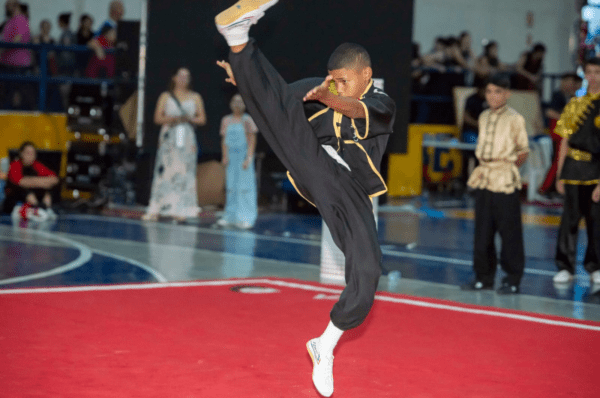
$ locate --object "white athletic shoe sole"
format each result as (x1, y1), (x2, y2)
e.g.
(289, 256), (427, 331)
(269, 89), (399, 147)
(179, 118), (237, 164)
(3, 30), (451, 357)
(215, 0), (279, 46)
(306, 338), (334, 397)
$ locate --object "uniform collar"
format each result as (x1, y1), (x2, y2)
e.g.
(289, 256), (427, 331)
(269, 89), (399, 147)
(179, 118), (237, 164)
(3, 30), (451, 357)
(490, 104), (508, 115)
(360, 79), (374, 99)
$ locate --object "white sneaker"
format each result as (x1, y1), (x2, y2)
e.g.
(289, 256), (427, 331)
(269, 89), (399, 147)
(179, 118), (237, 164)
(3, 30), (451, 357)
(215, 0), (279, 46)
(306, 338), (334, 397)
(591, 270), (600, 284)
(45, 208), (58, 220)
(216, 218), (230, 227)
(553, 270), (574, 283)
(27, 207), (49, 222)
(236, 221), (253, 230)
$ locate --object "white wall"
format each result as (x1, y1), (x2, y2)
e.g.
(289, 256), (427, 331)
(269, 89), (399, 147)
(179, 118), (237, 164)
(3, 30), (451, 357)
(413, 0), (578, 75)
(20, 0), (142, 37)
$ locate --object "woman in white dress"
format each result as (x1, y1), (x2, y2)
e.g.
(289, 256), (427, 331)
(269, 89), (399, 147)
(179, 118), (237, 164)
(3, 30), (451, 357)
(143, 68), (207, 222)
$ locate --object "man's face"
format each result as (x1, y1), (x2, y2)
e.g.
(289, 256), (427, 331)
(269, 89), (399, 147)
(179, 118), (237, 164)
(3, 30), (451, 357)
(110, 1), (124, 21)
(20, 146), (36, 166)
(485, 83), (510, 110)
(329, 66), (371, 99)
(585, 64), (600, 91)
(230, 94), (245, 113)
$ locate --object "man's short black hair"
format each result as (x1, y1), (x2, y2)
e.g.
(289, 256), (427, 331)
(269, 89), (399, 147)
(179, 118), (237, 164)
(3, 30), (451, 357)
(560, 72), (583, 82)
(485, 74), (510, 90)
(584, 57), (600, 70)
(327, 43), (371, 71)
(19, 141), (35, 153)
(59, 12), (71, 25)
(532, 43), (546, 53)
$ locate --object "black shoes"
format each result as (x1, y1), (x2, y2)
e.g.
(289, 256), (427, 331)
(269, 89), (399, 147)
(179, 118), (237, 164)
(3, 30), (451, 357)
(460, 280), (493, 291)
(461, 279), (520, 294)
(496, 280), (520, 295)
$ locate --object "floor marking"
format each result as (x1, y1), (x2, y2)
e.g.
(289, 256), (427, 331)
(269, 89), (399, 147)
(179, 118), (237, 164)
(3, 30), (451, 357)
(58, 214), (558, 277)
(0, 229), (92, 285)
(91, 248), (168, 283)
(1, 278), (598, 331)
(0, 228), (168, 284)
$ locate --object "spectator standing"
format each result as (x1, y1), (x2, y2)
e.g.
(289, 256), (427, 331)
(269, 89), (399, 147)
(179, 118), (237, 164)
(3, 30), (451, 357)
(462, 75), (529, 294)
(142, 67), (207, 222)
(57, 12), (75, 75)
(3, 141), (59, 220)
(539, 73), (582, 196)
(76, 14), (93, 45)
(217, 93), (259, 229)
(513, 43), (546, 91)
(459, 31), (475, 68)
(0, 0), (32, 109)
(473, 41), (507, 89)
(552, 58), (600, 285)
(75, 14), (93, 75)
(85, 25), (115, 78)
(459, 31), (475, 85)
(87, 0), (124, 66)
(97, 0), (124, 35)
(32, 19), (54, 45)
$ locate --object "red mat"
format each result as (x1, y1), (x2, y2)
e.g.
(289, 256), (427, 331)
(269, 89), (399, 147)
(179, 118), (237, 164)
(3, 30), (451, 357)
(0, 278), (598, 397)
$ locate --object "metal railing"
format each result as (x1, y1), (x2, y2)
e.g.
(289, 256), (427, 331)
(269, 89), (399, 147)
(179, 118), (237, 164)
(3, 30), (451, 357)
(0, 41), (124, 111)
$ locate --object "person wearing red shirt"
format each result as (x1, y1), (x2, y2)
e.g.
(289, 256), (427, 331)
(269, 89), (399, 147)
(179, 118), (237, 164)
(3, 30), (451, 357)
(3, 142), (59, 216)
(85, 25), (116, 78)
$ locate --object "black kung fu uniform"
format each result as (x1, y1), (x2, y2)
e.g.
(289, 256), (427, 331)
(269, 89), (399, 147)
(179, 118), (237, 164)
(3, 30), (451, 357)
(554, 92), (600, 275)
(229, 39), (396, 330)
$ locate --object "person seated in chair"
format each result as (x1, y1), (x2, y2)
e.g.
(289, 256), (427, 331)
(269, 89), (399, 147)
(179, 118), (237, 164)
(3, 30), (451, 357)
(4, 142), (60, 219)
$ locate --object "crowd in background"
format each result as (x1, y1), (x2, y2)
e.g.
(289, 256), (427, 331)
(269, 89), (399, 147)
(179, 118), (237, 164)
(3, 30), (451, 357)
(0, 0), (125, 110)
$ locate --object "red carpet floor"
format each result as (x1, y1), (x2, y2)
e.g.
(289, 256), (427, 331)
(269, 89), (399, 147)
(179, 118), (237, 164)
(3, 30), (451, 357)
(0, 278), (598, 397)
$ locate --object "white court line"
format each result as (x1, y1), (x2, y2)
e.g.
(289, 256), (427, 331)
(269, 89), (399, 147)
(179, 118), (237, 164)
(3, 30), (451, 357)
(1, 278), (598, 332)
(0, 230), (93, 286)
(91, 248), (168, 283)
(0, 229), (168, 285)
(59, 214), (557, 278)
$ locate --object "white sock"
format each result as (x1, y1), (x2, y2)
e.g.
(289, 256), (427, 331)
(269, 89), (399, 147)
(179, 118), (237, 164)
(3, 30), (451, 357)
(319, 321), (344, 355)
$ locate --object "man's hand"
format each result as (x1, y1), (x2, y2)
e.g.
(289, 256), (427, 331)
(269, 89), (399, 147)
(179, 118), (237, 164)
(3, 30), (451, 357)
(556, 180), (565, 195)
(593, 184), (600, 203)
(217, 60), (237, 86)
(303, 75), (333, 102)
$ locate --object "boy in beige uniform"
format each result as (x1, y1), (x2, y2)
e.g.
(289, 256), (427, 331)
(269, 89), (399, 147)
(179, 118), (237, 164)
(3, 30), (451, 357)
(462, 75), (529, 294)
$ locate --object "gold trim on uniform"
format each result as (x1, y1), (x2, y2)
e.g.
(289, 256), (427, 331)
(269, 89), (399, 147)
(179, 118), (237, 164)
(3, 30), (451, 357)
(595, 115), (600, 129)
(560, 179), (600, 185)
(308, 107), (329, 122)
(286, 171), (316, 207)
(343, 140), (388, 196)
(567, 147), (593, 162)
(555, 92), (600, 138)
(333, 111), (343, 151)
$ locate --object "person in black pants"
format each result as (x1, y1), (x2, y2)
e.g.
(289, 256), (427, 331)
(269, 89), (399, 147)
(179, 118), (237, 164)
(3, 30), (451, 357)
(461, 75), (529, 294)
(552, 58), (600, 286)
(215, 1), (396, 396)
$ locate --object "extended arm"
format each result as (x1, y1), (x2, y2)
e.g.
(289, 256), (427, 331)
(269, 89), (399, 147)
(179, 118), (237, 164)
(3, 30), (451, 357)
(303, 76), (366, 119)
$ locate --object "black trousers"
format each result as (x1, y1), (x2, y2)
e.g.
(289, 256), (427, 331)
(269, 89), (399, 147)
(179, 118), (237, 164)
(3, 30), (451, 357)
(473, 189), (525, 286)
(230, 40), (381, 331)
(556, 184), (600, 274)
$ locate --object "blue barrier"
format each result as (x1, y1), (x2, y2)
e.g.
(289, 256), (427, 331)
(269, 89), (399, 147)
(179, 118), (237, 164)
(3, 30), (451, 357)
(0, 42), (121, 111)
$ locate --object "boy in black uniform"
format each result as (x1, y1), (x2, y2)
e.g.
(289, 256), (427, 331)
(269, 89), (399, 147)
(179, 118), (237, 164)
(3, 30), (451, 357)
(553, 58), (600, 285)
(215, 1), (396, 396)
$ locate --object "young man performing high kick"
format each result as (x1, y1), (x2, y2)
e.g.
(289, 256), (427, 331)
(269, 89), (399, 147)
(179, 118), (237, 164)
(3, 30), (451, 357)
(215, 1), (396, 396)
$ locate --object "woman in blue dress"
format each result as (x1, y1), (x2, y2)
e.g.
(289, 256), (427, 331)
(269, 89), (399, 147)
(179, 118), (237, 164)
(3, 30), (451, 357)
(217, 93), (258, 229)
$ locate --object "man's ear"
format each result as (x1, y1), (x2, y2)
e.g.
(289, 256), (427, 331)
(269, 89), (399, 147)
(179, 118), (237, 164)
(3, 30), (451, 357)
(363, 66), (373, 81)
